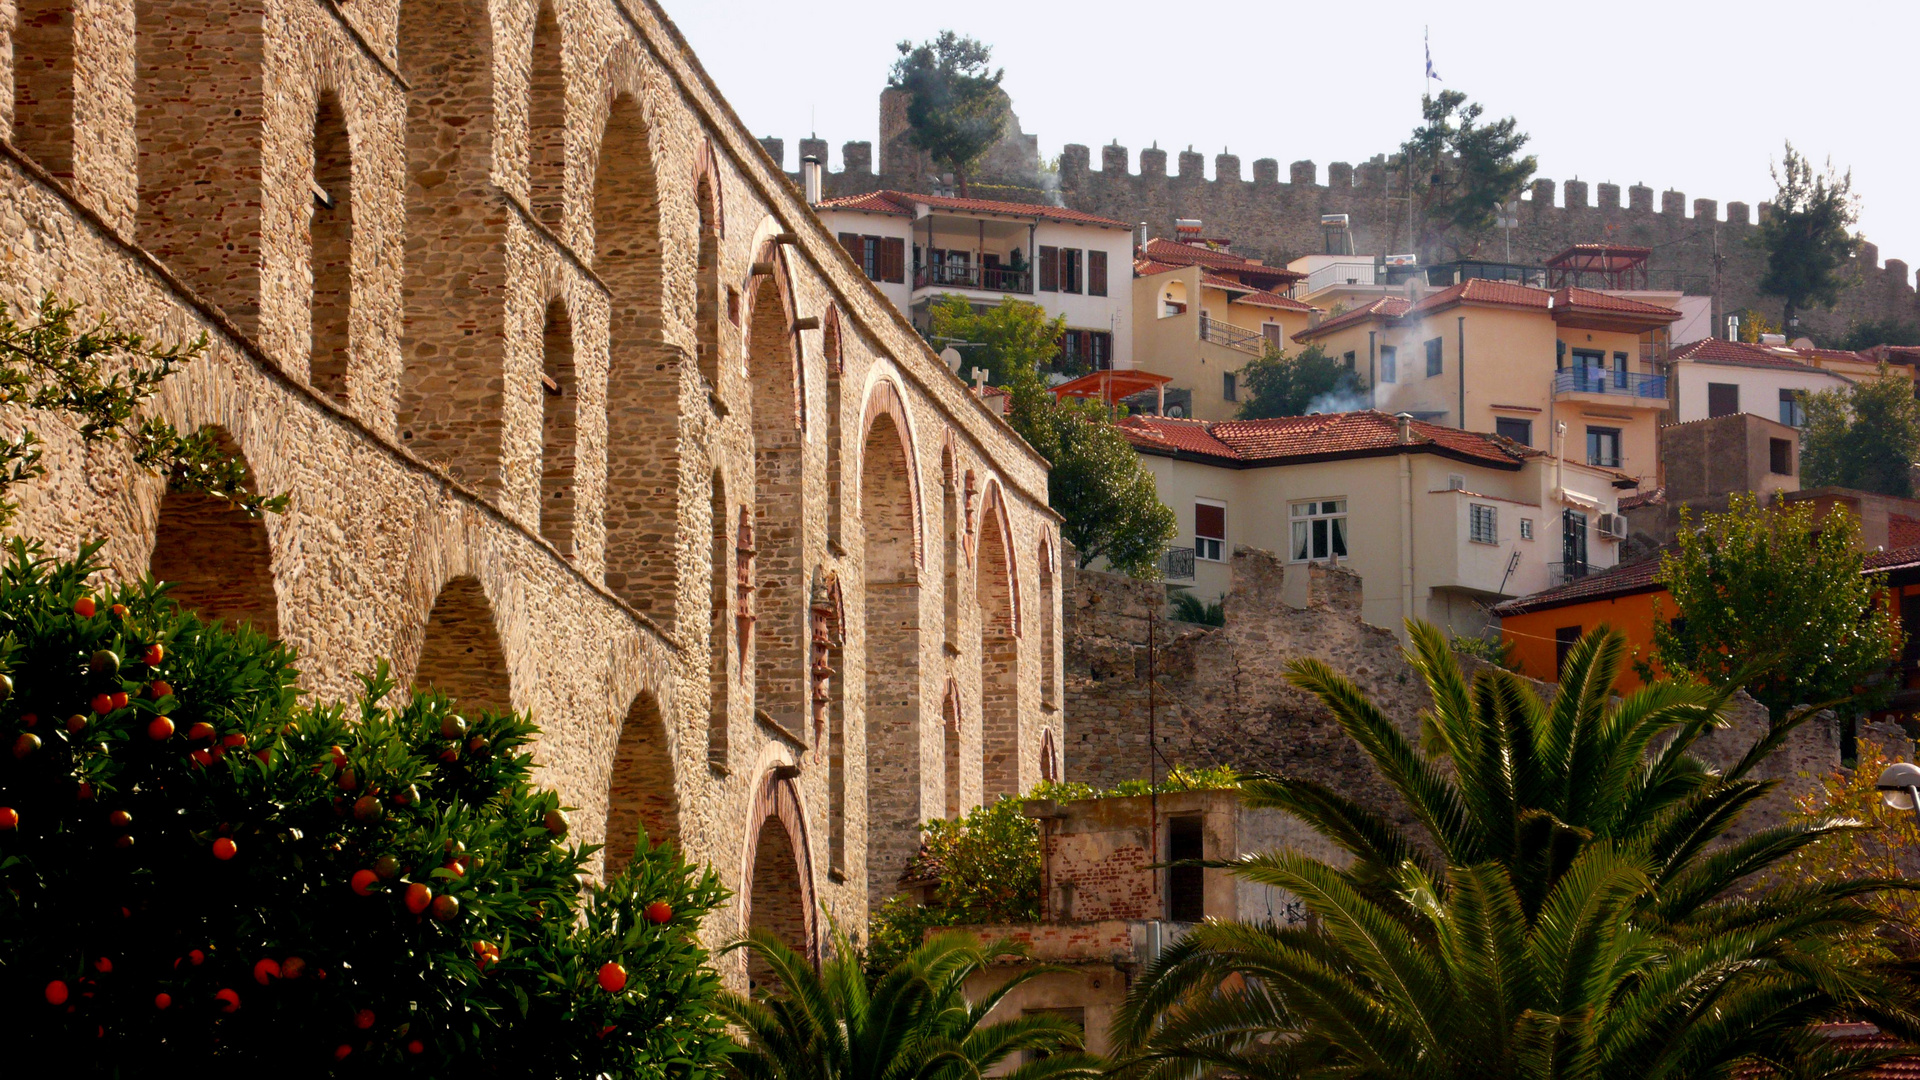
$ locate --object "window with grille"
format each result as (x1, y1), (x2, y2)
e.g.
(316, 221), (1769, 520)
(1195, 501), (1226, 561)
(1289, 499), (1347, 562)
(1520, 517), (1534, 540)
(1470, 503), (1497, 545)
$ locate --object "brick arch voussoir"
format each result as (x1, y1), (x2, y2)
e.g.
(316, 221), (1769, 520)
(856, 374), (924, 573)
(388, 504), (524, 710)
(975, 478), (1022, 637)
(738, 769), (819, 959)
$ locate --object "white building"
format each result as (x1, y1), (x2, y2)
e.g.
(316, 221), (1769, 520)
(1667, 338), (1853, 426)
(811, 189), (1137, 369)
(1120, 410), (1634, 637)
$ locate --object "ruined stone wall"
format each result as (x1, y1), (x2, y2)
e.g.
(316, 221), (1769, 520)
(0, 0), (1066, 969)
(1065, 548), (1834, 835)
(778, 94), (1919, 344)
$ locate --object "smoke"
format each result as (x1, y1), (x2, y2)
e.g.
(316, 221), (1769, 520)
(1304, 387), (1372, 415)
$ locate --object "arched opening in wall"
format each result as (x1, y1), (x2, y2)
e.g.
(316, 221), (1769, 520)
(942, 447), (959, 650)
(942, 685), (962, 819)
(747, 272), (804, 734)
(148, 430), (278, 637)
(539, 298), (577, 555)
(412, 576), (510, 715)
(308, 90), (354, 405)
(604, 690), (678, 875)
(596, 92), (677, 621)
(12, 0), (75, 177)
(1038, 539), (1057, 709)
(693, 172), (722, 391)
(746, 812), (807, 990)
(861, 402), (922, 902)
(395, 0), (508, 495)
(977, 490), (1020, 800)
(707, 471), (730, 769)
(136, 0), (267, 334)
(526, 1), (565, 226)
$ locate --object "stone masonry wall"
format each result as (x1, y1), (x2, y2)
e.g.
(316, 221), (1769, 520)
(0, 0), (1067, 974)
(1065, 548), (1835, 836)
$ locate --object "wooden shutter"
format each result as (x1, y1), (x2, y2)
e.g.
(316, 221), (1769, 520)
(1038, 246), (1059, 292)
(879, 237), (906, 283)
(1088, 250), (1108, 296)
(838, 233), (862, 264)
(1194, 502), (1226, 541)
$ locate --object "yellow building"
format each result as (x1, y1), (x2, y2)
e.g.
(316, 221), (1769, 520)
(1292, 279), (1682, 488)
(1130, 236), (1319, 421)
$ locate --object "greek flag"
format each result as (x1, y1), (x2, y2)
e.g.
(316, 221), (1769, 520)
(1425, 28), (1442, 82)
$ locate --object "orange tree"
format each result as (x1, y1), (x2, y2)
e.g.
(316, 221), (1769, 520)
(0, 539), (729, 1077)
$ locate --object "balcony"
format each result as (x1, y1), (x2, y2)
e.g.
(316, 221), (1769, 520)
(1304, 260), (1381, 295)
(1552, 368), (1667, 402)
(1199, 314), (1266, 356)
(1163, 546), (1196, 581)
(914, 263), (1033, 294)
(1548, 559), (1591, 588)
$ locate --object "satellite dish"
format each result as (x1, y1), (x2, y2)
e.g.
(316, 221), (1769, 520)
(1167, 405), (1186, 418)
(939, 346), (962, 372)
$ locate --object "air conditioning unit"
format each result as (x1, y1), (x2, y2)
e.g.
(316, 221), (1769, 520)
(1446, 474), (1466, 491)
(1597, 513), (1628, 540)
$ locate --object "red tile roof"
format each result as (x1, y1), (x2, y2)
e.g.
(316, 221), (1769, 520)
(1551, 285), (1683, 320)
(1867, 543), (1920, 573)
(1140, 238), (1305, 282)
(1892, 516), (1920, 550)
(1490, 555), (1667, 616)
(1197, 271), (1315, 312)
(1617, 486), (1665, 511)
(1292, 296), (1414, 341)
(1668, 338), (1846, 374)
(813, 189), (1130, 228)
(1134, 258), (1185, 277)
(1120, 410), (1524, 469)
(1409, 278), (1553, 315)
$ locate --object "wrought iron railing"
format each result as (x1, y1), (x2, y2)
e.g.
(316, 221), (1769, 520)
(1552, 369), (1667, 400)
(913, 264), (1032, 293)
(1548, 559), (1591, 587)
(1199, 314), (1265, 355)
(1163, 546), (1196, 580)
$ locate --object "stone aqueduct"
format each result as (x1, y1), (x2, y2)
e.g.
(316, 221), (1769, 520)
(0, 0), (1065, 960)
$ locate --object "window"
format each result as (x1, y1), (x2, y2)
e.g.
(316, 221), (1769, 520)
(1586, 426), (1621, 468)
(1519, 517), (1533, 540)
(1425, 337), (1443, 377)
(1562, 509), (1588, 577)
(1568, 348), (1605, 392)
(837, 233), (905, 284)
(1059, 248), (1083, 294)
(1088, 250), (1108, 296)
(1554, 625), (1582, 678)
(1380, 345), (1397, 383)
(1780, 388), (1806, 428)
(1195, 501), (1226, 561)
(1707, 382), (1739, 418)
(1262, 323), (1282, 351)
(1612, 351), (1629, 388)
(1470, 503), (1497, 545)
(1057, 330), (1113, 371)
(1222, 372), (1237, 402)
(1167, 815), (1205, 922)
(1495, 417), (1532, 446)
(1289, 499), (1347, 562)
(1343, 350), (1356, 371)
(1770, 437), (1793, 475)
(1038, 245), (1059, 292)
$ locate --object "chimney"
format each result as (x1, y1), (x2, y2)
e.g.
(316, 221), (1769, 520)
(801, 155), (822, 206)
(1308, 309), (1324, 330)
(1135, 221), (1147, 254)
(1395, 412), (1414, 444)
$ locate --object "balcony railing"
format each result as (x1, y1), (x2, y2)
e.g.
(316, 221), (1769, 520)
(1163, 546), (1196, 580)
(913, 264), (1033, 294)
(1304, 261), (1380, 294)
(1199, 314), (1266, 355)
(1548, 559), (1591, 587)
(1552, 369), (1667, 400)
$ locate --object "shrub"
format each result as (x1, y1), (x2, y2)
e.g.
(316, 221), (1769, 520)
(0, 539), (730, 1077)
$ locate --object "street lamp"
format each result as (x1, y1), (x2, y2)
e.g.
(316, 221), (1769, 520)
(1875, 762), (1920, 815)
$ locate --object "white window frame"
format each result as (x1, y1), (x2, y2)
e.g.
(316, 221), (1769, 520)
(1469, 503), (1498, 545)
(1195, 498), (1227, 562)
(1289, 499), (1348, 563)
(1520, 517), (1534, 541)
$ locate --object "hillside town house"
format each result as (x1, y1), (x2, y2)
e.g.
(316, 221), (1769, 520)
(1665, 337), (1919, 426)
(1290, 279), (1683, 489)
(1130, 229), (1321, 421)
(810, 188), (1137, 371)
(1120, 411), (1633, 638)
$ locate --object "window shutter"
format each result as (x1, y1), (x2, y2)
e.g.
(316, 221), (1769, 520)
(1088, 250), (1108, 296)
(838, 233), (862, 264)
(1038, 246), (1059, 292)
(880, 237), (906, 283)
(1194, 503), (1226, 541)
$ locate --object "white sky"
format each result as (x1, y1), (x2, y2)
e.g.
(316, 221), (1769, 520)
(668, 0), (1920, 283)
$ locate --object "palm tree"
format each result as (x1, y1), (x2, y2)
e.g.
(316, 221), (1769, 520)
(1112, 623), (1920, 1080)
(722, 926), (1105, 1080)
